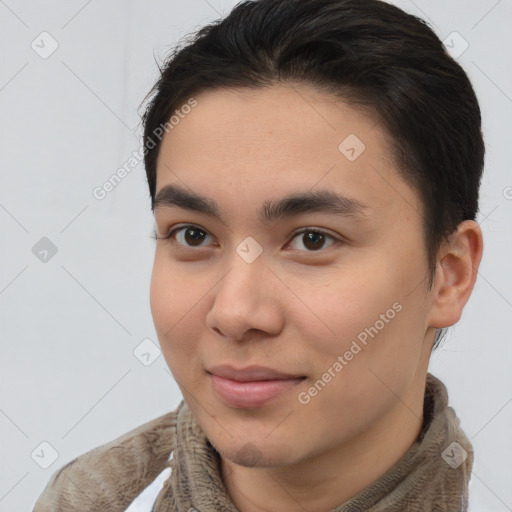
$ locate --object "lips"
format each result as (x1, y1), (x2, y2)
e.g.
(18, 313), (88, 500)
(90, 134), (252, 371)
(207, 364), (306, 408)
(207, 364), (304, 382)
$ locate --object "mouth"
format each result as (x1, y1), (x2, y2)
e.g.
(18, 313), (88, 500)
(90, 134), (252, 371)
(206, 364), (307, 408)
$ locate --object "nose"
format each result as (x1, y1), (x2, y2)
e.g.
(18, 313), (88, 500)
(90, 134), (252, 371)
(205, 254), (284, 342)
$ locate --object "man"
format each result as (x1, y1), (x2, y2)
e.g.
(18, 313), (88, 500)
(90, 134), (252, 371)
(34, 0), (484, 510)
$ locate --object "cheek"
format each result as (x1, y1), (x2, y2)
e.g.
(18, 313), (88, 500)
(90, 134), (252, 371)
(290, 263), (397, 354)
(293, 257), (425, 390)
(149, 257), (201, 364)
(149, 253), (198, 329)
(149, 257), (173, 333)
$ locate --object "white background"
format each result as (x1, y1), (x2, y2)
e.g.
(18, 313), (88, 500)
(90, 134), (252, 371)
(0, 1), (511, 511)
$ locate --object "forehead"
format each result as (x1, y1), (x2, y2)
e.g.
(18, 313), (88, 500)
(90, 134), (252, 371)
(155, 83), (422, 226)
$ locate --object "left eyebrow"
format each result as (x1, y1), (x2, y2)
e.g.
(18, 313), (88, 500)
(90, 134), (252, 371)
(153, 184), (371, 225)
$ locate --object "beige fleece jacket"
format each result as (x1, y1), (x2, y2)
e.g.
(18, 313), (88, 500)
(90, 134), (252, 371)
(33, 373), (473, 511)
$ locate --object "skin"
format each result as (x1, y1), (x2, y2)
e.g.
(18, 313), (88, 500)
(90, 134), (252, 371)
(149, 83), (483, 512)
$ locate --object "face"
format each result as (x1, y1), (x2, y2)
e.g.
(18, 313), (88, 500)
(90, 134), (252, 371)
(150, 83), (436, 468)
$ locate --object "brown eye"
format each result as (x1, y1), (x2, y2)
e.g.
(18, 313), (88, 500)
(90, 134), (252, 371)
(165, 225), (213, 248)
(287, 229), (339, 252)
(181, 226), (207, 246)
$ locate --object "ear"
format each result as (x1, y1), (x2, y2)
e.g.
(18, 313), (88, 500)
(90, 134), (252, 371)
(427, 220), (484, 328)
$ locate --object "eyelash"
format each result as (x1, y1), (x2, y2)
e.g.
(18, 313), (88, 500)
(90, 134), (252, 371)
(154, 224), (342, 253)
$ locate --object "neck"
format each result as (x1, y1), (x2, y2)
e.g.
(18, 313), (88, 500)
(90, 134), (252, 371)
(220, 372), (427, 512)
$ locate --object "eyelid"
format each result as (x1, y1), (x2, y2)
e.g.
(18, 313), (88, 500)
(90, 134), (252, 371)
(285, 227), (342, 253)
(158, 224), (212, 244)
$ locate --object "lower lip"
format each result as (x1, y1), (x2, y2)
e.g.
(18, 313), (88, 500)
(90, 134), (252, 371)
(209, 374), (305, 408)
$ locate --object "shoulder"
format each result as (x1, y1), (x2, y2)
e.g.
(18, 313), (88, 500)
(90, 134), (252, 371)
(32, 402), (183, 512)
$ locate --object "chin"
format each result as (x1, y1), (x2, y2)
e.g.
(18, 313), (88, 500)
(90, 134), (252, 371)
(202, 422), (304, 469)
(213, 438), (295, 468)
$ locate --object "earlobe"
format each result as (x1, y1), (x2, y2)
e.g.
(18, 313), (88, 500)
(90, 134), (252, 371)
(427, 220), (483, 329)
